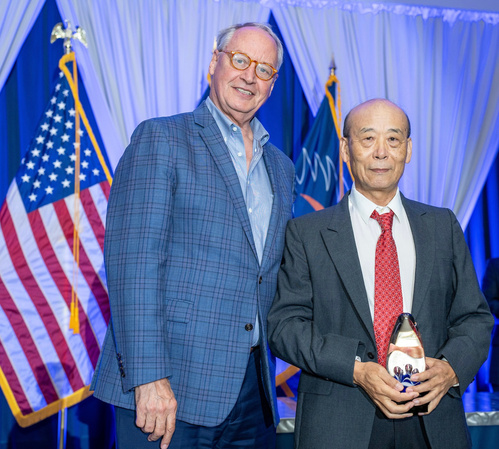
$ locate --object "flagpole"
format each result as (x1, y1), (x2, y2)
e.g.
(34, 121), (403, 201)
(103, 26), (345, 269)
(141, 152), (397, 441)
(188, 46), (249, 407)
(51, 20), (88, 445)
(57, 408), (67, 449)
(324, 56), (344, 198)
(324, 56), (352, 200)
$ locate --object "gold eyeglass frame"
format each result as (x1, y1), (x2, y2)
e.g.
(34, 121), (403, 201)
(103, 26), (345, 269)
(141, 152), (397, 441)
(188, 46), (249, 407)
(220, 50), (278, 81)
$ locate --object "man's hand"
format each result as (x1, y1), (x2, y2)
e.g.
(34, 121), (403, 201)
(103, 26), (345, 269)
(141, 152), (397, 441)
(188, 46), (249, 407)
(405, 357), (458, 415)
(353, 361), (419, 419)
(135, 378), (177, 449)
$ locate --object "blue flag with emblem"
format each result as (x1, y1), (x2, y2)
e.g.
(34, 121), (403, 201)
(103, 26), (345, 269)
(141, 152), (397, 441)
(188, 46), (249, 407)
(293, 72), (352, 216)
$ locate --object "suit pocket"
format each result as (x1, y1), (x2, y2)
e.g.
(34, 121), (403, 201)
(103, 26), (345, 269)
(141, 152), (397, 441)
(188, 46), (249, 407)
(164, 299), (193, 323)
(298, 371), (333, 395)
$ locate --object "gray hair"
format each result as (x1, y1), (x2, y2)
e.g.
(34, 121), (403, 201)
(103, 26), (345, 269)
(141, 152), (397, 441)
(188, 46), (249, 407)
(216, 22), (284, 70)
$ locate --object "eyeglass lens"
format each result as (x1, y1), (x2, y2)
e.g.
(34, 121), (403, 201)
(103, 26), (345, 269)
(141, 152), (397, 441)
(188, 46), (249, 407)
(230, 53), (274, 80)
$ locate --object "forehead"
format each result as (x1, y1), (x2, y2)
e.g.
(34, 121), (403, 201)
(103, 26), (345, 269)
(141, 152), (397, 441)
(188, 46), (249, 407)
(226, 27), (278, 64)
(350, 101), (408, 134)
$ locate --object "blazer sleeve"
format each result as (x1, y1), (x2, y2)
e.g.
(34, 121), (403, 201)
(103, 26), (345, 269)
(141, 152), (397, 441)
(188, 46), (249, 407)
(268, 218), (360, 387)
(105, 118), (176, 393)
(436, 209), (494, 396)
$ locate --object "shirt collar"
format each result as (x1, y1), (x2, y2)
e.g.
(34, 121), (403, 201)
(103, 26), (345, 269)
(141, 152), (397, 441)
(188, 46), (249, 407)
(205, 97), (270, 146)
(350, 183), (404, 224)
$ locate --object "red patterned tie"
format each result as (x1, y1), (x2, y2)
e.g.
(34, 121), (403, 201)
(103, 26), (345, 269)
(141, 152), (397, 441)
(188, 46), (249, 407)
(371, 210), (403, 367)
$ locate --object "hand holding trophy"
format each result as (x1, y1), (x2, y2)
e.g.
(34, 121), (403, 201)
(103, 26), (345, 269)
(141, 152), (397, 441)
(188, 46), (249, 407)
(386, 313), (428, 414)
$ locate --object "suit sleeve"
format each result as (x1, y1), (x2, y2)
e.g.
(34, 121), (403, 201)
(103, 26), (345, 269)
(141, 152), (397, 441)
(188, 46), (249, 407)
(105, 119), (175, 393)
(437, 210), (494, 395)
(268, 219), (360, 387)
(482, 259), (499, 317)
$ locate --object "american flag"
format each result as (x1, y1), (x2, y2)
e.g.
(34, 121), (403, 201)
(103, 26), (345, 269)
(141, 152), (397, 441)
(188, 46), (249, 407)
(0, 53), (111, 427)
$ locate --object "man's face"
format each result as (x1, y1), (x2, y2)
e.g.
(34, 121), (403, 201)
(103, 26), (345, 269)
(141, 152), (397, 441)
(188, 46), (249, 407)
(340, 100), (412, 206)
(208, 27), (278, 127)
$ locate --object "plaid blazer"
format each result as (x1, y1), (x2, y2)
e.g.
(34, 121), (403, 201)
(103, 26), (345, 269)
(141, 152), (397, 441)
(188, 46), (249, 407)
(91, 101), (295, 427)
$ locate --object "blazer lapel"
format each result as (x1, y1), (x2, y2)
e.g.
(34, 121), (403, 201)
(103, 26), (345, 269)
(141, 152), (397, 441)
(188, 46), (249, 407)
(402, 196), (435, 319)
(193, 103), (258, 260)
(320, 195), (375, 342)
(260, 146), (282, 269)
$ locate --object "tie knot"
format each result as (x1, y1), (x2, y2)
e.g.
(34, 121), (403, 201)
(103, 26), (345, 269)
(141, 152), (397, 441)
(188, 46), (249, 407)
(371, 209), (394, 232)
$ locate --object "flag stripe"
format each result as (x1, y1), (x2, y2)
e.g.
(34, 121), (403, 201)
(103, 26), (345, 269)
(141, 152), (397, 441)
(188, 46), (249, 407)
(0, 237), (59, 403)
(0, 310), (33, 414)
(0, 225), (69, 407)
(38, 201), (108, 346)
(0, 228), (54, 412)
(81, 186), (105, 253)
(88, 183), (108, 230)
(64, 193), (108, 298)
(1, 201), (85, 393)
(6, 186), (94, 390)
(28, 209), (101, 368)
(0, 275), (48, 412)
(52, 200), (109, 319)
(100, 179), (110, 201)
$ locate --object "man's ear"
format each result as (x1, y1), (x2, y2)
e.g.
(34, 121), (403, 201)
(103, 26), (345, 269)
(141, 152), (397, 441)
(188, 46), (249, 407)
(340, 137), (350, 163)
(209, 51), (219, 76)
(269, 73), (278, 96)
(405, 137), (413, 164)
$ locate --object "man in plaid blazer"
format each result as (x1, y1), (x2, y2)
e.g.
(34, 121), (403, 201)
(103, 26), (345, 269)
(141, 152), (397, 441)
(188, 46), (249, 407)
(91, 23), (294, 448)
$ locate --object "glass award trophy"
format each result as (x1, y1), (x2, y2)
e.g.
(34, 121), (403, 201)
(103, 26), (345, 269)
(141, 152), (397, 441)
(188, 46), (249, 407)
(386, 313), (428, 414)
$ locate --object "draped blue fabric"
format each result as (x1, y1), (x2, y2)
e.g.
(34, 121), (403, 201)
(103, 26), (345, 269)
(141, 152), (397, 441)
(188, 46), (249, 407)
(466, 152), (499, 393)
(0, 0), (498, 447)
(254, 15), (313, 161)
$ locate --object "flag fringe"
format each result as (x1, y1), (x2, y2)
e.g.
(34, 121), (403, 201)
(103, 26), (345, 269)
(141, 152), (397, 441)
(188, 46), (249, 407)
(0, 366), (93, 428)
(324, 72), (354, 198)
(58, 52), (111, 334)
(58, 53), (113, 186)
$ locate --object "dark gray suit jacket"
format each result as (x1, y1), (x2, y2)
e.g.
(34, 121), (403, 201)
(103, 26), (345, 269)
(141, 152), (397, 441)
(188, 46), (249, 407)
(268, 192), (493, 449)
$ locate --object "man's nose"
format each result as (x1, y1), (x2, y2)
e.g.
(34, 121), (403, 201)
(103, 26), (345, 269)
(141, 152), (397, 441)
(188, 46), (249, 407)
(374, 139), (388, 159)
(240, 63), (257, 83)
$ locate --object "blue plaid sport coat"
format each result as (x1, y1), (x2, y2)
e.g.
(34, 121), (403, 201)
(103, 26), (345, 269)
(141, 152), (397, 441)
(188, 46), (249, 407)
(90, 100), (295, 427)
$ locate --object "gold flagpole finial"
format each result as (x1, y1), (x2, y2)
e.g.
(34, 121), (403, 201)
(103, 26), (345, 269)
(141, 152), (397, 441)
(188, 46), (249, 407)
(50, 21), (88, 54)
(329, 54), (337, 77)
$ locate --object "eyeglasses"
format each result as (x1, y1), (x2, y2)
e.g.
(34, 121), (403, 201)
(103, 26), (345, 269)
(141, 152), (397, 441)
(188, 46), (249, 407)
(220, 51), (278, 81)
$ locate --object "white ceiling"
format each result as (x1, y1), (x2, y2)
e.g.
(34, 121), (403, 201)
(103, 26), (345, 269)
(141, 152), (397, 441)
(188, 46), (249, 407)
(373, 0), (499, 13)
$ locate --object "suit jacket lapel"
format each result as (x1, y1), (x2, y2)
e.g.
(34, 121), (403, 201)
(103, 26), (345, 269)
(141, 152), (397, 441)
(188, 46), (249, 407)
(193, 102), (258, 260)
(402, 196), (435, 319)
(321, 195), (375, 342)
(260, 146), (282, 269)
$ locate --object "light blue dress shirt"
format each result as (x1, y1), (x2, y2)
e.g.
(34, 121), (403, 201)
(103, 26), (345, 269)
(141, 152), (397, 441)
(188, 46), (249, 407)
(206, 98), (273, 346)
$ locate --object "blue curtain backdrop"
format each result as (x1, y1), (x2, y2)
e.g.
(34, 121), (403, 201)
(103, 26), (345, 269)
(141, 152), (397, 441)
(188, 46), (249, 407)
(254, 14), (313, 162)
(1, 0), (498, 447)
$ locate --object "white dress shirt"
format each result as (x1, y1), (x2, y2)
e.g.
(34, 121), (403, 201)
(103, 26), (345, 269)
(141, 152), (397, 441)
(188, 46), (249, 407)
(206, 98), (273, 347)
(349, 184), (416, 321)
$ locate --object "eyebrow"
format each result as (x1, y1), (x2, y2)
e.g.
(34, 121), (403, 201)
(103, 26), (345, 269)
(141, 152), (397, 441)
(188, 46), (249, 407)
(359, 127), (404, 135)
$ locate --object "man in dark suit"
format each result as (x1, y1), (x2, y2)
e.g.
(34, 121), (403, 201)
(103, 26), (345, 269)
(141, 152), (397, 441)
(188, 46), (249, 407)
(268, 99), (493, 448)
(90, 23), (295, 448)
(482, 258), (499, 390)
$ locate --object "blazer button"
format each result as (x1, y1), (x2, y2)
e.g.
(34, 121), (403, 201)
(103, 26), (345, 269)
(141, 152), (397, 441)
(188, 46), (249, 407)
(258, 276), (263, 284)
(245, 323), (254, 331)
(367, 352), (375, 359)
